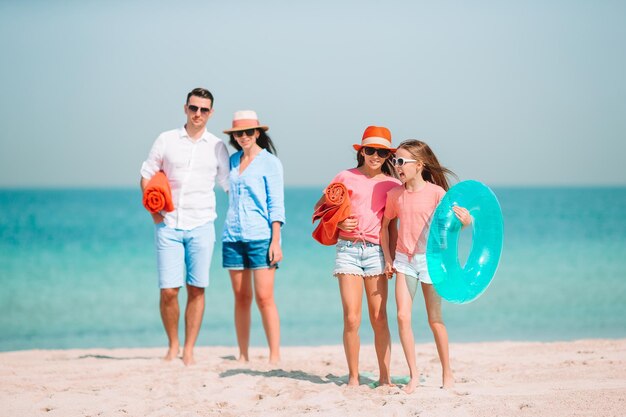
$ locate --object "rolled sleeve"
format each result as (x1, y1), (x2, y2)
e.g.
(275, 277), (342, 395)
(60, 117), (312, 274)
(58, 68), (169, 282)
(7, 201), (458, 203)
(265, 158), (285, 225)
(140, 135), (164, 179)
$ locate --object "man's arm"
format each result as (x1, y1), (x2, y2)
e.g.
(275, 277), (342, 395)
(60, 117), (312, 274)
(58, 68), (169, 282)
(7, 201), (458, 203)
(140, 176), (164, 224)
(140, 134), (166, 224)
(215, 141), (230, 193)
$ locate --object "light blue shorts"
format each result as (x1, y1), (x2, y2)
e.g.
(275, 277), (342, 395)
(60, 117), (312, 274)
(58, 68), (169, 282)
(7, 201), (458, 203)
(333, 239), (385, 277)
(154, 221), (215, 289)
(394, 252), (432, 298)
(393, 252), (431, 284)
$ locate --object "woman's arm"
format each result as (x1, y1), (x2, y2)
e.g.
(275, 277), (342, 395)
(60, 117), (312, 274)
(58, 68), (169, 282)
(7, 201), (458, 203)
(266, 158), (285, 265)
(380, 216), (397, 279)
(314, 187), (357, 232)
(269, 221), (282, 266)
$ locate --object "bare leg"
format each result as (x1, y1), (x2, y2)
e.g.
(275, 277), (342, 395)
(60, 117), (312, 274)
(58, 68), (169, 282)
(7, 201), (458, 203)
(160, 287), (181, 361)
(254, 268), (280, 363)
(395, 273), (419, 393)
(182, 284), (205, 366)
(337, 274), (364, 386)
(230, 270), (253, 362)
(364, 274), (392, 386)
(422, 282), (454, 388)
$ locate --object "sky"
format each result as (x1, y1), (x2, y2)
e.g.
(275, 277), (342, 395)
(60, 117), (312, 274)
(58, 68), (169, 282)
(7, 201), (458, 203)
(0, 0), (625, 188)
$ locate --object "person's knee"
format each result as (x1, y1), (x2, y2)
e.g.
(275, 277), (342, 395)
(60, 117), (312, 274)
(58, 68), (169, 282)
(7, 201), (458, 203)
(397, 310), (412, 328)
(428, 316), (445, 330)
(160, 288), (179, 304)
(370, 310), (389, 330)
(255, 293), (275, 310)
(234, 288), (253, 306)
(186, 285), (205, 299)
(344, 312), (361, 332)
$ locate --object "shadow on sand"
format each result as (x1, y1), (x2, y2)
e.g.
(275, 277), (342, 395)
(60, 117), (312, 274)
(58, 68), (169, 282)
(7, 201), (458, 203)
(77, 354), (156, 361)
(219, 368), (399, 387)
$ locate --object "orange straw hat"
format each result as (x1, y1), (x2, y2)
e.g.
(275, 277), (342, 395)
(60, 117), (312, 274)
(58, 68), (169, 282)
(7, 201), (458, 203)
(223, 110), (269, 134)
(352, 126), (396, 152)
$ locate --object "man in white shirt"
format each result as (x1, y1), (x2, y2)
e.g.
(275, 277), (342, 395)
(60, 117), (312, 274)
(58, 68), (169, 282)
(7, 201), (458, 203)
(140, 87), (229, 365)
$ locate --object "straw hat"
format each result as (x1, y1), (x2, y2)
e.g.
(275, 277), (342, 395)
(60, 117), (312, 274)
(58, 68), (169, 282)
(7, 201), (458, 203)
(223, 110), (269, 134)
(352, 126), (396, 152)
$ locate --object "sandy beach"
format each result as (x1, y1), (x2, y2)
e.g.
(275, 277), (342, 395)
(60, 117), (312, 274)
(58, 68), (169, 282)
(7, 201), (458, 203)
(1, 339), (624, 417)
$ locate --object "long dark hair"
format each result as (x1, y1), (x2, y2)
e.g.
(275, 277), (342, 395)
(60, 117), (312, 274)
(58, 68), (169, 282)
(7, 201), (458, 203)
(229, 129), (277, 155)
(397, 140), (457, 190)
(356, 149), (398, 178)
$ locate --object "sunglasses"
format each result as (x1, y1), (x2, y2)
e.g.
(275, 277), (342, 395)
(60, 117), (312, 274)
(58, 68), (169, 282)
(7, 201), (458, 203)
(392, 157), (418, 167)
(233, 128), (257, 138)
(362, 147), (391, 158)
(187, 105), (211, 114)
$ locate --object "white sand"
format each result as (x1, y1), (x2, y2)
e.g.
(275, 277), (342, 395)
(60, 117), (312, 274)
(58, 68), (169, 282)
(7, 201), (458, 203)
(1, 339), (624, 417)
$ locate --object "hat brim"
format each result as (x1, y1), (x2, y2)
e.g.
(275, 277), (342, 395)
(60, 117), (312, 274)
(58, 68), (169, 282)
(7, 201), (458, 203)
(353, 144), (397, 152)
(223, 125), (269, 134)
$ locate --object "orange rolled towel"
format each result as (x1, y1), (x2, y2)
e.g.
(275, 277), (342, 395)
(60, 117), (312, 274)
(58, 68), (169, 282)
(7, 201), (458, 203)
(142, 171), (175, 214)
(312, 182), (351, 245)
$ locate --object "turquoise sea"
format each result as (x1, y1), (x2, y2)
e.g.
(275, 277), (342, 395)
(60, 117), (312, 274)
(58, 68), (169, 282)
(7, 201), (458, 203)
(1, 187), (625, 352)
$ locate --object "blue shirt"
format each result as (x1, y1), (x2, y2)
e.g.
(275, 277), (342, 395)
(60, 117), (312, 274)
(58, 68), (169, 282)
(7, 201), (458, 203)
(222, 149), (286, 242)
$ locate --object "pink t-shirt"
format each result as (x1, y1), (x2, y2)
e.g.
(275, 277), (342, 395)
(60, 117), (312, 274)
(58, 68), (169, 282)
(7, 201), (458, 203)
(384, 181), (446, 256)
(331, 168), (401, 244)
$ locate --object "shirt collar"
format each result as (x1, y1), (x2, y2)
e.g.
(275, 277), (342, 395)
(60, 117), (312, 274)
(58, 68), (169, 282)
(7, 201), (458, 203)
(178, 127), (210, 142)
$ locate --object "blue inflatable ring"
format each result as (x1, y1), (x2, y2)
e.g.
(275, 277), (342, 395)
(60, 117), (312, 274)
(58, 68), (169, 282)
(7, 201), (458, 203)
(426, 180), (503, 304)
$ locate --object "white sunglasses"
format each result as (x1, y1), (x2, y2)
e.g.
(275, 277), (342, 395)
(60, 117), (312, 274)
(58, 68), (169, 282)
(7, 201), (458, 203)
(392, 157), (418, 167)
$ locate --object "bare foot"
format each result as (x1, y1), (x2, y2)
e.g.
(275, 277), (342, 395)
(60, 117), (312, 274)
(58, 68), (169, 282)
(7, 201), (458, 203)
(269, 348), (280, 364)
(269, 354), (280, 365)
(182, 348), (196, 366)
(442, 372), (455, 389)
(347, 375), (360, 387)
(377, 374), (394, 387)
(163, 345), (179, 361)
(403, 377), (419, 394)
(237, 355), (249, 363)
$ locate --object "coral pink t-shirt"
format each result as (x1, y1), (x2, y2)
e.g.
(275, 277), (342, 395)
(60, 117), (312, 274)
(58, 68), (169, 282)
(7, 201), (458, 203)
(384, 181), (446, 256)
(331, 168), (401, 244)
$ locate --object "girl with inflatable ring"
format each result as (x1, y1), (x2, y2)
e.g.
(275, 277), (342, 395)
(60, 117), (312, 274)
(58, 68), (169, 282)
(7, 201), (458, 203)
(315, 126), (401, 387)
(380, 140), (471, 392)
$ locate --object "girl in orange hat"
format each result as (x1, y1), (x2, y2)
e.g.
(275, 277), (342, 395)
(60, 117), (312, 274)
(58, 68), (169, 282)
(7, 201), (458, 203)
(315, 126), (401, 387)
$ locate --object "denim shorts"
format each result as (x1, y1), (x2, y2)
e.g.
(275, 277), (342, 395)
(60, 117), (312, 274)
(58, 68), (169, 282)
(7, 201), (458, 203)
(333, 239), (385, 277)
(393, 252), (433, 298)
(393, 252), (432, 284)
(222, 239), (276, 270)
(154, 221), (215, 289)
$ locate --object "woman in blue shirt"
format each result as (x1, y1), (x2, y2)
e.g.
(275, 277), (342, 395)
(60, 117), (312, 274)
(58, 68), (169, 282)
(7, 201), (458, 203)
(222, 110), (285, 364)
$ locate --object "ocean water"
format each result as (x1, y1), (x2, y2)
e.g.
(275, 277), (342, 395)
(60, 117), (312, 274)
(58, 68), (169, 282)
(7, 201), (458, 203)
(0, 187), (625, 352)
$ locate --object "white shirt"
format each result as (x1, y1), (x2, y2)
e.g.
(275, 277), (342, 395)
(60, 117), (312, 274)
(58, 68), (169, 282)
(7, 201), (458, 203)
(141, 127), (230, 230)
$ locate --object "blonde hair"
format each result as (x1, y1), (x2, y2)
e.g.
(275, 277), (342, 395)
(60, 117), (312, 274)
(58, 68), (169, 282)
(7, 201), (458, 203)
(396, 140), (457, 191)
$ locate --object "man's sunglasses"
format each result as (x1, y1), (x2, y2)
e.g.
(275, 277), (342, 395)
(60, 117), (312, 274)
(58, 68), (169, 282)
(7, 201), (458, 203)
(362, 147), (391, 158)
(392, 157), (418, 167)
(233, 128), (257, 138)
(187, 105), (211, 114)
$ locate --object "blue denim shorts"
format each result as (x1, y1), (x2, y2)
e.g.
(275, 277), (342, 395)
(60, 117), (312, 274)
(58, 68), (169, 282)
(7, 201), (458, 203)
(394, 252), (431, 298)
(393, 252), (432, 284)
(222, 239), (277, 270)
(154, 221), (215, 289)
(333, 239), (385, 277)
